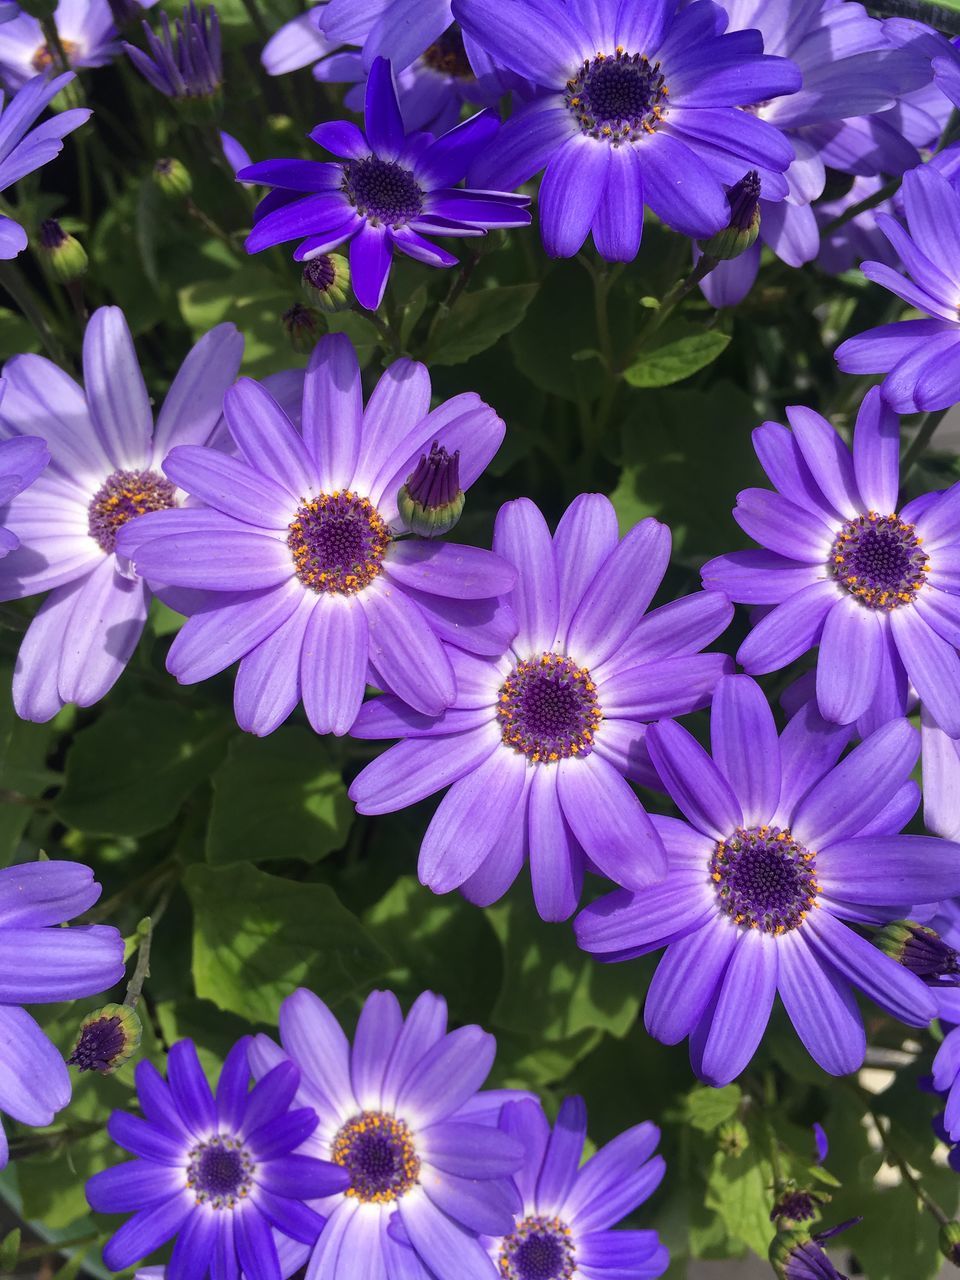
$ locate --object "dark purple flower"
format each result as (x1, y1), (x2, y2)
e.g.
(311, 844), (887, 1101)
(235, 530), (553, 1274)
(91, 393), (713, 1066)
(238, 56), (531, 310)
(87, 1037), (349, 1276)
(0, 860), (124, 1167)
(119, 333), (514, 737)
(702, 387), (960, 738)
(350, 494), (734, 919)
(575, 675), (956, 1086)
(124, 1), (221, 100)
(248, 987), (526, 1280)
(454, 0), (800, 261)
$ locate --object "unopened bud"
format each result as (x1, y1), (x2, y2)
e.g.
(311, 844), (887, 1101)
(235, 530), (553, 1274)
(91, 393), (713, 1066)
(717, 1118), (749, 1157)
(68, 1003), (142, 1075)
(875, 920), (960, 984)
(771, 1184), (827, 1225)
(282, 303), (323, 354)
(302, 254), (351, 312)
(398, 442), (465, 538)
(699, 170), (761, 261)
(941, 1222), (960, 1266)
(37, 219), (87, 283)
(153, 156), (193, 199)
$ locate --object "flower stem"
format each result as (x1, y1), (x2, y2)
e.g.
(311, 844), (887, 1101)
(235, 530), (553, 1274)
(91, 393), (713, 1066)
(0, 262), (67, 366)
(901, 407), (950, 476)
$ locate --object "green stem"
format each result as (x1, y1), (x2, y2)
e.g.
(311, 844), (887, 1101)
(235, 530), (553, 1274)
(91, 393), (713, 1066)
(39, 15), (72, 71)
(0, 262), (66, 365)
(849, 1084), (952, 1228)
(901, 407), (950, 476)
(83, 854), (179, 924)
(17, 1235), (97, 1261)
(866, 1), (960, 36)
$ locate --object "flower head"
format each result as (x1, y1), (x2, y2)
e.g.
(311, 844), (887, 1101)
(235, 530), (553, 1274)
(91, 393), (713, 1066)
(0, 0), (154, 91)
(67, 1002), (142, 1074)
(240, 57), (530, 310)
(0, 391), (47, 555)
(301, 252), (351, 312)
(575, 676), (959, 1085)
(702, 386), (960, 738)
(0, 860), (124, 1167)
(248, 987), (525, 1280)
(771, 1220), (859, 1280)
(350, 493), (733, 919)
(487, 1096), (669, 1280)
(124, 1), (221, 102)
(0, 305), (243, 721)
(87, 1037), (349, 1275)
(119, 333), (513, 737)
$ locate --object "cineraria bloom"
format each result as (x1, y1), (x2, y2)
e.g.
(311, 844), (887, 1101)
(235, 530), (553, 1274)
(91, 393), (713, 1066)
(0, 859), (124, 1168)
(120, 333), (514, 737)
(835, 164), (960, 412)
(247, 987), (525, 1280)
(0, 0), (154, 91)
(86, 1037), (350, 1277)
(0, 306), (243, 722)
(124, 1), (221, 101)
(484, 1097), (669, 1280)
(350, 494), (734, 920)
(0, 71), (91, 257)
(575, 675), (958, 1086)
(455, 0), (800, 261)
(701, 387), (960, 737)
(238, 57), (531, 311)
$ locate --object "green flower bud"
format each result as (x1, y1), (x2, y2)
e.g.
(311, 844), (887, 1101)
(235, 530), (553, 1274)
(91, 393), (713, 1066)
(37, 219), (87, 284)
(302, 254), (351, 313)
(699, 170), (761, 261)
(397, 443), (465, 538)
(282, 303), (324, 355)
(67, 1003), (142, 1075)
(717, 1118), (749, 1157)
(875, 919), (960, 982)
(941, 1222), (960, 1266)
(153, 157), (193, 200)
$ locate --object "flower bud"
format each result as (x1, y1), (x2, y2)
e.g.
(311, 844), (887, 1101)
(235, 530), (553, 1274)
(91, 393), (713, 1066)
(67, 1003), (142, 1075)
(941, 1222), (960, 1266)
(302, 254), (351, 313)
(282, 303), (324, 355)
(699, 170), (761, 261)
(398, 443), (465, 538)
(37, 219), (87, 283)
(153, 156), (193, 199)
(717, 1118), (749, 1157)
(770, 1220), (859, 1279)
(771, 1184), (827, 1225)
(875, 920), (960, 984)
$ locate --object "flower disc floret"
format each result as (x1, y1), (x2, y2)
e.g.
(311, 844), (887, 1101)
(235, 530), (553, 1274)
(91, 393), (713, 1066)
(711, 825), (819, 934)
(87, 469), (178, 555)
(332, 1111), (420, 1204)
(32, 38), (79, 72)
(499, 1215), (576, 1280)
(186, 1134), (255, 1209)
(830, 512), (928, 610)
(287, 491), (389, 595)
(497, 653), (602, 763)
(566, 49), (667, 143)
(342, 156), (424, 227)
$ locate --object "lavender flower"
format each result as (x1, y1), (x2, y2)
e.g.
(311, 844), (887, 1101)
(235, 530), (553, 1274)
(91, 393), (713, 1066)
(454, 0), (800, 261)
(575, 676), (958, 1086)
(124, 2), (221, 102)
(0, 0), (154, 91)
(86, 1037), (349, 1275)
(702, 388), (960, 737)
(485, 1096), (669, 1280)
(239, 57), (530, 310)
(350, 494), (733, 919)
(814, 175), (899, 278)
(0, 306), (243, 721)
(924, 710), (960, 842)
(120, 333), (513, 737)
(0, 392), (47, 553)
(248, 987), (525, 1280)
(0, 860), (124, 1167)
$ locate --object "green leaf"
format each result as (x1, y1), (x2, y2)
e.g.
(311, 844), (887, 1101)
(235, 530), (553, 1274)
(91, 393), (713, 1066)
(0, 666), (59, 865)
(0, 1228), (20, 1270)
(187, 862), (392, 1024)
(510, 267), (606, 403)
(429, 284), (538, 366)
(686, 1084), (742, 1133)
(623, 325), (731, 388)
(705, 1148), (775, 1258)
(206, 728), (352, 866)
(55, 697), (229, 837)
(179, 265), (299, 379)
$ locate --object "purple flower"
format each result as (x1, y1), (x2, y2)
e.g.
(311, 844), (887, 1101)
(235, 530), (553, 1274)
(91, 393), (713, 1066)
(0, 306), (243, 722)
(835, 164), (960, 412)
(923, 711), (960, 842)
(350, 494), (733, 919)
(0, 860), (124, 1168)
(0, 71), (91, 258)
(124, 2), (221, 101)
(454, 0), (800, 261)
(119, 333), (513, 737)
(485, 1096), (669, 1280)
(575, 675), (957, 1086)
(771, 1220), (859, 1280)
(0, 0), (155, 91)
(701, 387), (960, 737)
(247, 987), (525, 1280)
(238, 57), (531, 310)
(86, 1037), (349, 1277)
(814, 175), (899, 277)
(0, 391), (47, 554)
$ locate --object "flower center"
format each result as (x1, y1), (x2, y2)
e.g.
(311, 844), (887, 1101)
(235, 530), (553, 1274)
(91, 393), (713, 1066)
(186, 1136), (255, 1209)
(32, 38), (80, 72)
(499, 1217), (576, 1280)
(497, 653), (602, 763)
(332, 1111), (420, 1204)
(829, 512), (928, 609)
(422, 25), (473, 79)
(88, 469), (177, 554)
(342, 157), (424, 227)
(67, 1015), (125, 1072)
(711, 826), (819, 934)
(565, 49), (667, 143)
(287, 491), (389, 595)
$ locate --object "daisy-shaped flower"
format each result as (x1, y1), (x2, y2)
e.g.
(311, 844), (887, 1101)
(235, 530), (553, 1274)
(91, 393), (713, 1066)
(454, 0), (800, 261)
(350, 494), (733, 919)
(0, 306), (243, 721)
(835, 164), (960, 412)
(248, 987), (525, 1280)
(0, 0), (154, 91)
(701, 386), (960, 737)
(86, 1037), (350, 1277)
(485, 1096), (669, 1280)
(0, 860), (124, 1167)
(575, 675), (960, 1086)
(238, 56), (531, 310)
(120, 333), (514, 737)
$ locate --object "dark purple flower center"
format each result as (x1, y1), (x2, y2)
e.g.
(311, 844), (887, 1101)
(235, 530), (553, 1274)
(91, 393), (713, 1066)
(67, 1015), (125, 1072)
(422, 25), (473, 79)
(711, 826), (819, 934)
(303, 256), (337, 291)
(565, 49), (668, 143)
(88, 469), (177, 555)
(288, 491), (389, 595)
(830, 512), (928, 610)
(497, 653), (602, 763)
(187, 1136), (255, 1209)
(342, 158), (424, 227)
(772, 1189), (820, 1224)
(499, 1216), (576, 1280)
(332, 1112), (420, 1204)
